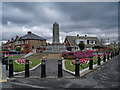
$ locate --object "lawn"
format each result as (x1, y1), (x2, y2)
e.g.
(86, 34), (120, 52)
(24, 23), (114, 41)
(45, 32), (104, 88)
(13, 59), (41, 72)
(64, 56), (103, 72)
(7, 55), (41, 72)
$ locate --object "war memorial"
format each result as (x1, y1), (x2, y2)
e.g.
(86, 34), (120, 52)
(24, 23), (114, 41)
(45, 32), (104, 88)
(45, 22), (66, 53)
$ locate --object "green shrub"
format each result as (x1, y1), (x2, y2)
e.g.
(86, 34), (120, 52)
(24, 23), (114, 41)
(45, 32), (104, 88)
(16, 47), (21, 51)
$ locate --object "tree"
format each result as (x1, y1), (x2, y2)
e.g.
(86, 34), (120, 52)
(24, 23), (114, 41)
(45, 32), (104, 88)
(16, 47), (21, 51)
(78, 41), (85, 51)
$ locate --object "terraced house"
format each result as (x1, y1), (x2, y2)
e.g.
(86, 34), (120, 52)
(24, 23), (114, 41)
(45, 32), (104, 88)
(64, 35), (102, 51)
(2, 31), (47, 54)
(2, 36), (19, 51)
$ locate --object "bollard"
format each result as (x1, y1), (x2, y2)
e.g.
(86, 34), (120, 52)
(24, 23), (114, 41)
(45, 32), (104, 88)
(96, 51), (98, 55)
(2, 56), (5, 65)
(103, 53), (106, 62)
(41, 59), (46, 78)
(111, 52), (113, 59)
(112, 52), (115, 57)
(89, 57), (93, 70)
(58, 60), (63, 78)
(75, 58), (80, 77)
(25, 59), (30, 77)
(107, 52), (109, 60)
(116, 51), (118, 55)
(97, 54), (101, 65)
(118, 51), (119, 55)
(114, 52), (116, 56)
(5, 57), (8, 70)
(9, 59), (14, 77)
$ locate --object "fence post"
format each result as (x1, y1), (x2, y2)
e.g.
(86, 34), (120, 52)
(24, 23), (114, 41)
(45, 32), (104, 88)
(97, 54), (101, 65)
(25, 59), (30, 77)
(9, 59), (14, 77)
(75, 58), (80, 77)
(58, 60), (63, 78)
(41, 59), (46, 78)
(89, 57), (93, 70)
(103, 53), (106, 62)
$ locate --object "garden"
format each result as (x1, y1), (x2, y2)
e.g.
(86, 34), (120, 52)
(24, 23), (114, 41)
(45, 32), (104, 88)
(6, 55), (41, 72)
(62, 51), (108, 72)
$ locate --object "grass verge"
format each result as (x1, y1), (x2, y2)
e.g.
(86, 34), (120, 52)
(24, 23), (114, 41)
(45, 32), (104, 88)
(13, 59), (41, 72)
(64, 57), (103, 72)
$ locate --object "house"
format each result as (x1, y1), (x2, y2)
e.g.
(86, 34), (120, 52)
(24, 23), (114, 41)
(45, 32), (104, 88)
(103, 42), (119, 51)
(14, 31), (47, 53)
(64, 35), (102, 51)
(2, 35), (20, 51)
(2, 31), (47, 54)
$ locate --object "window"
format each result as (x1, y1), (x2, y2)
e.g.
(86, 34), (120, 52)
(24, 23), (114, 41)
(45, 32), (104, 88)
(80, 41), (83, 43)
(91, 41), (93, 44)
(26, 46), (28, 49)
(95, 41), (97, 44)
(32, 46), (34, 49)
(87, 40), (89, 44)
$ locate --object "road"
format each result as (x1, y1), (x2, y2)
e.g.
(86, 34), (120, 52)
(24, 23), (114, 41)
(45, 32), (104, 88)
(17, 59), (73, 77)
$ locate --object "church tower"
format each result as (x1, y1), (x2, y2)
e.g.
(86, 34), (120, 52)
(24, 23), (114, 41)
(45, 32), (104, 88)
(53, 22), (60, 44)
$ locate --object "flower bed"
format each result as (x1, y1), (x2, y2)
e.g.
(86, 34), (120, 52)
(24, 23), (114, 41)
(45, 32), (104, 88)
(63, 51), (109, 72)
(15, 58), (32, 64)
(13, 59), (40, 72)
(7, 55), (41, 72)
(62, 51), (93, 59)
(6, 55), (13, 57)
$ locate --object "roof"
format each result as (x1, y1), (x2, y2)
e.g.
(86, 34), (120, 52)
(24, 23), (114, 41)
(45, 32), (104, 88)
(19, 33), (46, 40)
(65, 36), (101, 47)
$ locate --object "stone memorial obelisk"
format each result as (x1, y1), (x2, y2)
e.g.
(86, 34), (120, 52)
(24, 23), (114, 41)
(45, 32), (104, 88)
(45, 22), (66, 53)
(53, 22), (60, 44)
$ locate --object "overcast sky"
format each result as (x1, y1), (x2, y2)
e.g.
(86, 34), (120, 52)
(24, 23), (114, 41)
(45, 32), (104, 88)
(1, 2), (118, 44)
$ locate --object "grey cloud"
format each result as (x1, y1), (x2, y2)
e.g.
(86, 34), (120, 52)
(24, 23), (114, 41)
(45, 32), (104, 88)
(2, 2), (118, 43)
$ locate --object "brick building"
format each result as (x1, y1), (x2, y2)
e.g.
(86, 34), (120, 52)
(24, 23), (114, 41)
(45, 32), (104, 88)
(2, 31), (47, 54)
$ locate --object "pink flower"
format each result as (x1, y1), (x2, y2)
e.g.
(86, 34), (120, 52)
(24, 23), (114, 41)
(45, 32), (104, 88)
(15, 58), (32, 64)
(6, 55), (13, 57)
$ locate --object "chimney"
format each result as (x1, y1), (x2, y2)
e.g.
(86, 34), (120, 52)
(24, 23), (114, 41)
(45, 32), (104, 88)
(28, 31), (32, 34)
(11, 38), (14, 41)
(16, 36), (19, 39)
(85, 35), (87, 37)
(77, 34), (79, 36)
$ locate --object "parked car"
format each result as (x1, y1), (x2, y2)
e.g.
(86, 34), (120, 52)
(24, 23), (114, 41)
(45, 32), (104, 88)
(2, 51), (10, 54)
(9, 50), (20, 54)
